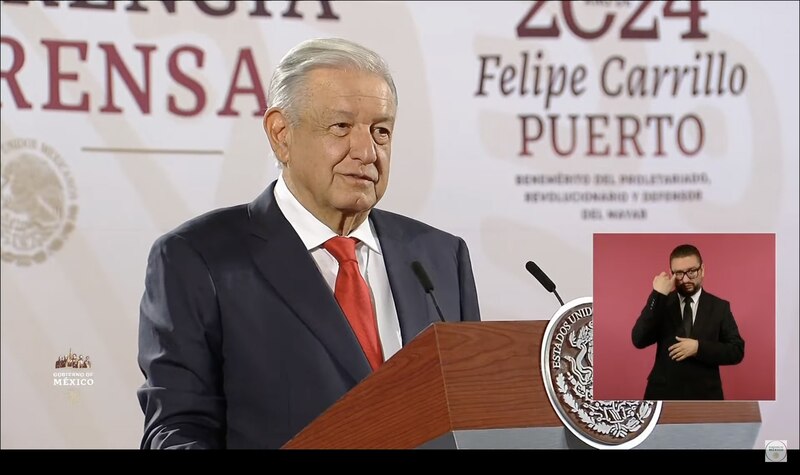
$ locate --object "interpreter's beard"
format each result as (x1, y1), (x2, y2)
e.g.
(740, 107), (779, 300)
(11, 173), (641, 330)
(676, 282), (698, 297)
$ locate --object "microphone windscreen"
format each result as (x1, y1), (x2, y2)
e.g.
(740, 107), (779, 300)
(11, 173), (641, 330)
(525, 261), (556, 293)
(411, 261), (434, 292)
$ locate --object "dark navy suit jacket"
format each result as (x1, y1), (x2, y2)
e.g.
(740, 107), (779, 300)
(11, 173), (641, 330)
(137, 182), (481, 448)
(631, 290), (744, 400)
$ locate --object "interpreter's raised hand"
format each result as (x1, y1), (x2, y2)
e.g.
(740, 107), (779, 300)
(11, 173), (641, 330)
(653, 272), (676, 296)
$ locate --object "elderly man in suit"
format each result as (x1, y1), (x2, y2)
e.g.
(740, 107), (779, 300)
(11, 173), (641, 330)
(137, 38), (481, 449)
(632, 244), (744, 400)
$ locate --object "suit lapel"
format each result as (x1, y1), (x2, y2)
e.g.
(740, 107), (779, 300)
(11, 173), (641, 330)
(370, 210), (436, 345)
(667, 293), (682, 334)
(693, 291), (712, 338)
(246, 183), (371, 383)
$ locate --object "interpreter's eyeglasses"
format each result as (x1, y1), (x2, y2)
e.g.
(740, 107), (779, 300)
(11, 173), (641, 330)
(672, 266), (701, 280)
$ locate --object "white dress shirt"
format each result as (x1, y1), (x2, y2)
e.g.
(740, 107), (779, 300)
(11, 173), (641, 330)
(679, 288), (702, 325)
(272, 174), (403, 361)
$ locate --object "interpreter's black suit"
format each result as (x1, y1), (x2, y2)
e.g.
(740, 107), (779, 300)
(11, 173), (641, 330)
(632, 290), (744, 400)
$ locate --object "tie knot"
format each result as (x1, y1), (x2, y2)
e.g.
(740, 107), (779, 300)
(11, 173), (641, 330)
(323, 236), (359, 264)
(685, 296), (693, 305)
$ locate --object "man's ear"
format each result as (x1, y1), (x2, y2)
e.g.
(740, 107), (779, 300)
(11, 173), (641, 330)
(264, 109), (291, 165)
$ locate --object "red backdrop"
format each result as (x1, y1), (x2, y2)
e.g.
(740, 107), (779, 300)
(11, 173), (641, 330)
(593, 233), (775, 400)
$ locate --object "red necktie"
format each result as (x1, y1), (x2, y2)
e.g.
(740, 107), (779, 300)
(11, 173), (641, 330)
(323, 237), (383, 371)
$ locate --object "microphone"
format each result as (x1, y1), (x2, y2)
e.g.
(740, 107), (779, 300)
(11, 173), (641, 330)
(411, 261), (446, 323)
(525, 260), (565, 306)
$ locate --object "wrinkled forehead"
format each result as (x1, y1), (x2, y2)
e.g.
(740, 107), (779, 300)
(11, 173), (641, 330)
(304, 68), (395, 103)
(299, 69), (397, 121)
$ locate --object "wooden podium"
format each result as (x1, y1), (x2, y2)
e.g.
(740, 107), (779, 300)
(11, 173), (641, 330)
(283, 322), (760, 449)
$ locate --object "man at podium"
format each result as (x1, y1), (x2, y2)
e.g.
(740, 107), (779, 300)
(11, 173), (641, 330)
(136, 38), (481, 449)
(632, 244), (745, 400)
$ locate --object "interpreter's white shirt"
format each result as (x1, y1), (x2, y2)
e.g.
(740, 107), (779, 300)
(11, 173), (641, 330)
(273, 174), (403, 361)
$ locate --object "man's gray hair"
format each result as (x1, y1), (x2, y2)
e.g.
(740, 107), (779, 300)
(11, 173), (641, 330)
(267, 38), (398, 124)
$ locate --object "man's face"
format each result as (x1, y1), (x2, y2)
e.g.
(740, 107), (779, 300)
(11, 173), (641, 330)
(670, 255), (704, 296)
(278, 68), (396, 223)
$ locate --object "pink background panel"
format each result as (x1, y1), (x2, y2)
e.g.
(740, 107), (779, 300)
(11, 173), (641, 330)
(593, 233), (775, 401)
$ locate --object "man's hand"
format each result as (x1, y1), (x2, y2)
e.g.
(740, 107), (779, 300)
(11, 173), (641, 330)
(653, 272), (676, 296)
(669, 337), (698, 361)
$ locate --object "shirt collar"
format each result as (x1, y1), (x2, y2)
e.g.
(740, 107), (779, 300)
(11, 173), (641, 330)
(273, 173), (381, 253)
